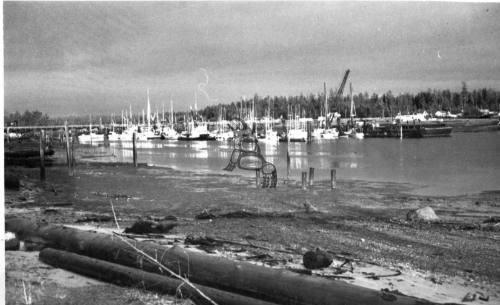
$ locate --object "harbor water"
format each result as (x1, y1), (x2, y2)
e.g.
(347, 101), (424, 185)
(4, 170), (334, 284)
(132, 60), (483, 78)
(93, 131), (500, 196)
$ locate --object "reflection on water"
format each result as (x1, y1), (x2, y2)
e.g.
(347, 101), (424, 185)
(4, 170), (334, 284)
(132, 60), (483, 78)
(80, 131), (500, 196)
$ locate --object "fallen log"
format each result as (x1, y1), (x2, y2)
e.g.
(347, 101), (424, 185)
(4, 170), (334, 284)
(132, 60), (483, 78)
(7, 218), (448, 305)
(39, 248), (277, 305)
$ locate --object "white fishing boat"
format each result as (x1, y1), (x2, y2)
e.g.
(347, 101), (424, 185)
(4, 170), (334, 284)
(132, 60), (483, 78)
(161, 126), (179, 140)
(179, 121), (215, 141)
(78, 117), (104, 143)
(347, 83), (364, 139)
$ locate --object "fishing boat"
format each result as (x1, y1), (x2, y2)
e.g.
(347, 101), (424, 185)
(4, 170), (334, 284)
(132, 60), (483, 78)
(260, 102), (279, 144)
(161, 98), (180, 140)
(78, 117), (104, 143)
(313, 83), (340, 140)
(346, 83), (364, 139)
(178, 120), (216, 141)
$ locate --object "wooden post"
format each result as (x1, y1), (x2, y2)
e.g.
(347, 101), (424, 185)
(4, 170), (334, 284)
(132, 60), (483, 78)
(6, 127), (10, 144)
(331, 169), (337, 189)
(104, 128), (109, 147)
(306, 121), (313, 143)
(255, 170), (260, 188)
(301, 172), (307, 190)
(309, 167), (315, 187)
(64, 121), (72, 175)
(132, 132), (137, 167)
(39, 130), (46, 181)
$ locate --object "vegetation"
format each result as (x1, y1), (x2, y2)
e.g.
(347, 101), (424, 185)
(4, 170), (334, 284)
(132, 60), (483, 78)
(4, 84), (500, 126)
(199, 84), (500, 121)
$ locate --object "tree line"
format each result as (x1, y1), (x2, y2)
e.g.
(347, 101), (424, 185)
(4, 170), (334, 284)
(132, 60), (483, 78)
(5, 84), (500, 126)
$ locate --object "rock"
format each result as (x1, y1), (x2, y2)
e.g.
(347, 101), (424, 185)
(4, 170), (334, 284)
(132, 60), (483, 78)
(5, 237), (20, 251)
(462, 292), (476, 302)
(476, 291), (489, 301)
(196, 210), (216, 220)
(124, 220), (177, 234)
(303, 200), (318, 213)
(303, 248), (333, 269)
(406, 206), (439, 222)
(5, 174), (20, 191)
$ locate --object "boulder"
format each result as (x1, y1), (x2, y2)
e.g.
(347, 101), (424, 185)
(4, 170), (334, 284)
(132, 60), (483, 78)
(303, 248), (333, 269)
(406, 206), (439, 222)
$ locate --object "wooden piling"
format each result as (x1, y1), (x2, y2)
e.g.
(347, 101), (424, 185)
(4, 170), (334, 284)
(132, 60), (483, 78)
(255, 170), (260, 188)
(104, 128), (109, 147)
(306, 121), (313, 143)
(132, 132), (137, 167)
(309, 167), (315, 187)
(331, 169), (337, 189)
(302, 171), (307, 190)
(39, 130), (45, 181)
(64, 121), (72, 176)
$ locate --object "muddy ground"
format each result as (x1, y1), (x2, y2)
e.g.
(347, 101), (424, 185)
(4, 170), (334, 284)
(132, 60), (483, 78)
(4, 148), (500, 304)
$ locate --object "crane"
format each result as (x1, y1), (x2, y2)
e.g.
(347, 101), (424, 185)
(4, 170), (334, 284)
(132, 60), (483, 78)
(326, 69), (350, 128)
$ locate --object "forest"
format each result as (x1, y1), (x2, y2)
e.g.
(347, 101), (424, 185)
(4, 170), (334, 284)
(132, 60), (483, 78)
(4, 84), (500, 126)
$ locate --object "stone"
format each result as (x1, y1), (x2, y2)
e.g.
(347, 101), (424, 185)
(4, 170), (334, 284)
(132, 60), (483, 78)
(406, 206), (439, 222)
(462, 292), (476, 302)
(303, 248), (333, 269)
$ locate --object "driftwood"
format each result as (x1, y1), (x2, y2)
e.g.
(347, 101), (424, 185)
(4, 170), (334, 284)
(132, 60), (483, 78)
(7, 218), (447, 305)
(39, 248), (277, 305)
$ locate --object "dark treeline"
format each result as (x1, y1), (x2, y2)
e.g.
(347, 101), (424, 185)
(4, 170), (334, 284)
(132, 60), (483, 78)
(5, 84), (500, 126)
(199, 83), (500, 121)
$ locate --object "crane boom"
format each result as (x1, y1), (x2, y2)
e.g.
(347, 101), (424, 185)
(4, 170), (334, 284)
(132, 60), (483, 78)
(336, 69), (350, 97)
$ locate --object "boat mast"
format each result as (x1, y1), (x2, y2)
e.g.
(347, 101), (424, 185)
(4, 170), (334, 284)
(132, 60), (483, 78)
(147, 88), (151, 130)
(349, 82), (356, 124)
(324, 82), (328, 129)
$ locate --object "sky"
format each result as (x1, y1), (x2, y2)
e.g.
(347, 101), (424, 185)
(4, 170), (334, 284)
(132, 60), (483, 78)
(3, 1), (500, 117)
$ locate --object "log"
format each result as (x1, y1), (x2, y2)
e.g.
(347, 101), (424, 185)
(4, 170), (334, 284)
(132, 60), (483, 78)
(7, 218), (444, 305)
(39, 248), (277, 305)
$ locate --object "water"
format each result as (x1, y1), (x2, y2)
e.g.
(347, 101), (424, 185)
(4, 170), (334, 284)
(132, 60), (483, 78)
(97, 131), (500, 196)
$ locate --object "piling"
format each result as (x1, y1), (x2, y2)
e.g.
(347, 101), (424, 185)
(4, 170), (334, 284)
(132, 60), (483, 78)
(104, 128), (109, 147)
(301, 172), (307, 190)
(64, 121), (72, 176)
(39, 130), (46, 181)
(330, 169), (337, 189)
(309, 167), (315, 187)
(255, 170), (260, 188)
(6, 127), (10, 144)
(132, 132), (137, 167)
(306, 121), (313, 143)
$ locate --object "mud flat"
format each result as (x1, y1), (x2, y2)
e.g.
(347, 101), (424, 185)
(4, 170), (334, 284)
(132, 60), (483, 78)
(4, 146), (500, 304)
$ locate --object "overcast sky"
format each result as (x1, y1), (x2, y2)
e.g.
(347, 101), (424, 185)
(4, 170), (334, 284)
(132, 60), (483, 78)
(3, 1), (500, 116)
